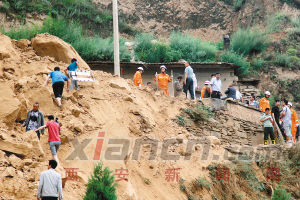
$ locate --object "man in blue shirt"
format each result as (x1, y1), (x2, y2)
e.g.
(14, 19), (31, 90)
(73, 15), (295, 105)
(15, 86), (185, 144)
(64, 58), (80, 91)
(44, 67), (69, 107)
(183, 61), (195, 100)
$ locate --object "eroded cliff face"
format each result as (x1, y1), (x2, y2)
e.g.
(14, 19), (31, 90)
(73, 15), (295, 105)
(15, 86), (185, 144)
(94, 0), (299, 41)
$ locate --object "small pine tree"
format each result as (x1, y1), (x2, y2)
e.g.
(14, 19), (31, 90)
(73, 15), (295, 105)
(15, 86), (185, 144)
(271, 185), (293, 200)
(84, 162), (117, 200)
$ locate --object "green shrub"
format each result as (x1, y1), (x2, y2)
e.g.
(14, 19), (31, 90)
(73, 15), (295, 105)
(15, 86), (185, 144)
(252, 58), (265, 71)
(184, 104), (214, 122)
(274, 54), (293, 68)
(220, 0), (233, 5)
(271, 185), (293, 200)
(195, 178), (211, 189)
(279, 79), (300, 101)
(231, 28), (270, 55)
(266, 13), (290, 33)
(233, 0), (245, 11)
(169, 32), (217, 62)
(83, 162), (117, 200)
(220, 51), (250, 76)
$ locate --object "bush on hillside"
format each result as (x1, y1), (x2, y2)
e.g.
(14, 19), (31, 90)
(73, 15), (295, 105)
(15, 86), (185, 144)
(271, 185), (293, 200)
(273, 53), (300, 69)
(169, 32), (217, 62)
(2, 17), (131, 62)
(83, 162), (117, 200)
(184, 104), (214, 122)
(220, 51), (250, 76)
(252, 58), (266, 71)
(234, 0), (246, 11)
(230, 28), (270, 55)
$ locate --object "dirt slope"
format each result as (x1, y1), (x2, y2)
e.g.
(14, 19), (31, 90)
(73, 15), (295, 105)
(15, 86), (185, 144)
(0, 33), (298, 200)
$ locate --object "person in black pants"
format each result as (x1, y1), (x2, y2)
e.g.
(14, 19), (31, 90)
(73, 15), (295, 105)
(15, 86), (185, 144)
(271, 100), (285, 141)
(44, 67), (70, 107)
(260, 108), (275, 145)
(183, 61), (195, 100)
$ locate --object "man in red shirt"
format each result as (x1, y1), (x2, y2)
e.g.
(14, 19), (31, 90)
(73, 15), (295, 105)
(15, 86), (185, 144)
(36, 115), (61, 164)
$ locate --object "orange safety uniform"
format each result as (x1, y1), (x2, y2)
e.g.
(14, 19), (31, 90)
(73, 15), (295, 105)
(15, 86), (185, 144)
(259, 97), (270, 112)
(133, 71), (143, 87)
(154, 73), (172, 96)
(290, 108), (299, 142)
(201, 85), (210, 99)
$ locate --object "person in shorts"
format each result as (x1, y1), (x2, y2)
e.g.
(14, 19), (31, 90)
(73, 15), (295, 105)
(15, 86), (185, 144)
(44, 67), (69, 107)
(35, 115), (61, 164)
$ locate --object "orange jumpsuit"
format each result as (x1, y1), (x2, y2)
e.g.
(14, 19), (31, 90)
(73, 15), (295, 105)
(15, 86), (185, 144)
(259, 97), (270, 112)
(290, 108), (299, 142)
(154, 73), (172, 96)
(133, 71), (143, 87)
(201, 86), (210, 99)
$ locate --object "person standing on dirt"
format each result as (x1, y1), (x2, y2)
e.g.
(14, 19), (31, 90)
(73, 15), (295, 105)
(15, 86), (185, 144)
(44, 67), (69, 107)
(154, 65), (172, 96)
(64, 58), (80, 91)
(183, 61), (195, 100)
(210, 72), (222, 99)
(133, 67), (144, 87)
(22, 102), (45, 140)
(200, 80), (211, 100)
(288, 102), (299, 143)
(37, 160), (63, 200)
(35, 115), (61, 164)
(280, 100), (293, 144)
(272, 100), (284, 140)
(174, 76), (183, 97)
(260, 108), (275, 145)
(259, 91), (271, 112)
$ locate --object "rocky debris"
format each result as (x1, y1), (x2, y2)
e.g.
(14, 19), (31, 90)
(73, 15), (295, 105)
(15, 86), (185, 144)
(16, 39), (31, 49)
(109, 78), (131, 91)
(31, 33), (89, 69)
(8, 155), (24, 170)
(0, 33), (19, 60)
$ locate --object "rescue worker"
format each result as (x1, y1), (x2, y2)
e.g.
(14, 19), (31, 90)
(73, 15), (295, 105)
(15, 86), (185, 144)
(259, 91), (271, 112)
(288, 102), (299, 143)
(133, 67), (144, 87)
(200, 81), (211, 100)
(154, 65), (172, 96)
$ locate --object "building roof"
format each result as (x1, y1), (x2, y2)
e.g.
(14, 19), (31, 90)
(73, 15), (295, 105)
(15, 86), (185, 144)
(88, 61), (240, 69)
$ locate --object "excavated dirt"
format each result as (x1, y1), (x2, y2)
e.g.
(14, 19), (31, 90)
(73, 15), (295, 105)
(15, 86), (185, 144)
(0, 33), (299, 200)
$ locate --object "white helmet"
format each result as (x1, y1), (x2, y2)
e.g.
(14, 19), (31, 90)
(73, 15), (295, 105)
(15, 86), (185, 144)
(137, 67), (144, 71)
(288, 102), (293, 107)
(204, 80), (210, 85)
(160, 65), (167, 69)
(265, 91), (271, 96)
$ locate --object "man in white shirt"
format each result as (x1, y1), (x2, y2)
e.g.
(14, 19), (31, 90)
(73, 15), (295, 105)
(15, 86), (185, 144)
(210, 72), (222, 99)
(280, 100), (293, 144)
(37, 160), (63, 200)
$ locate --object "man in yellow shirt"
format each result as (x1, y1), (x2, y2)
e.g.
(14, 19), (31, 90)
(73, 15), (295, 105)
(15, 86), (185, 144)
(133, 67), (144, 87)
(259, 91), (271, 112)
(154, 65), (172, 96)
(288, 102), (299, 143)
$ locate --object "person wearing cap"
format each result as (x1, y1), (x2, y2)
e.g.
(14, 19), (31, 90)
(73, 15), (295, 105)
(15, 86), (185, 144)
(259, 91), (271, 112)
(224, 82), (236, 100)
(260, 107), (276, 145)
(183, 61), (195, 100)
(210, 72), (222, 99)
(280, 99), (293, 143)
(174, 76), (183, 97)
(200, 81), (211, 100)
(133, 67), (144, 87)
(288, 102), (299, 142)
(154, 65), (172, 96)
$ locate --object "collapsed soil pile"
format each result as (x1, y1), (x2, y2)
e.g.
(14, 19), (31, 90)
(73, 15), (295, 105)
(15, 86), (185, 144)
(0, 33), (299, 200)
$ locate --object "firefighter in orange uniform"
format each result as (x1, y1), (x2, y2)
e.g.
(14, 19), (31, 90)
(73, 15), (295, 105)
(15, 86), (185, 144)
(288, 102), (299, 142)
(133, 67), (144, 87)
(259, 91), (271, 112)
(154, 65), (172, 96)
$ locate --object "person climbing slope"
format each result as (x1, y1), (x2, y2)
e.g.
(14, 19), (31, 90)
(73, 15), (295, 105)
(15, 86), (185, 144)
(35, 115), (61, 165)
(64, 58), (80, 91)
(44, 67), (69, 107)
(154, 65), (172, 96)
(133, 67), (144, 87)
